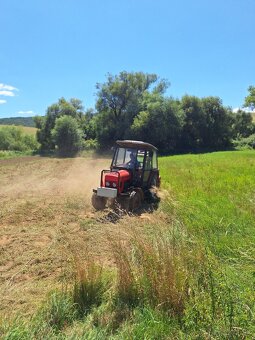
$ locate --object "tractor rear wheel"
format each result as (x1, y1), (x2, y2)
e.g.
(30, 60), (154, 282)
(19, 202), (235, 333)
(91, 193), (107, 210)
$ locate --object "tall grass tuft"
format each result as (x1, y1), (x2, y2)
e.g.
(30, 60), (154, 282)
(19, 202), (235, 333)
(37, 291), (78, 332)
(109, 237), (139, 307)
(73, 257), (107, 316)
(110, 224), (189, 316)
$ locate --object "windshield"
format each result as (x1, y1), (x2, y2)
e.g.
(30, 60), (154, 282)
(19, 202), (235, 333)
(112, 148), (137, 167)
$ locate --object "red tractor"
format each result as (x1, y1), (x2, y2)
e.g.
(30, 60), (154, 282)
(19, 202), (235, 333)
(92, 140), (160, 211)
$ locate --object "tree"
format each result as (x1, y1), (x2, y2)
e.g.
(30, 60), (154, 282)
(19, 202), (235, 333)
(232, 110), (254, 138)
(95, 71), (169, 147)
(35, 98), (85, 151)
(244, 86), (255, 108)
(201, 97), (233, 148)
(180, 95), (206, 149)
(131, 93), (183, 153)
(52, 116), (82, 153)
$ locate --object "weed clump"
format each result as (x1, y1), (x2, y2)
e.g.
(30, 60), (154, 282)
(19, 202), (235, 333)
(73, 258), (108, 316)
(110, 225), (189, 316)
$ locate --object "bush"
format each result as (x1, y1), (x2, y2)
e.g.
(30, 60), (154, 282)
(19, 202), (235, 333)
(233, 134), (255, 150)
(52, 115), (83, 154)
(82, 138), (99, 150)
(0, 126), (38, 152)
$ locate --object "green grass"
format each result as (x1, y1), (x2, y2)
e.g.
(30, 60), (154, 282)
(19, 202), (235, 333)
(160, 151), (255, 255)
(0, 150), (35, 159)
(1, 150), (255, 339)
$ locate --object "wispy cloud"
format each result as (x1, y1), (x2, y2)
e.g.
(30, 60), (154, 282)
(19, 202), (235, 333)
(0, 83), (18, 105)
(17, 110), (34, 115)
(0, 83), (18, 91)
(0, 90), (15, 97)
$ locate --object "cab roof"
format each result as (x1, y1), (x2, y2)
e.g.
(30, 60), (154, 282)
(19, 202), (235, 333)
(116, 140), (158, 151)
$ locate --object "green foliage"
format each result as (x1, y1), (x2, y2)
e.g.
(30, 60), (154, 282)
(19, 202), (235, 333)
(95, 71), (169, 147)
(32, 74), (255, 153)
(83, 138), (99, 150)
(0, 150), (33, 159)
(200, 97), (233, 148)
(180, 95), (206, 148)
(0, 126), (38, 152)
(131, 94), (184, 152)
(35, 97), (86, 151)
(233, 133), (255, 150)
(244, 85), (255, 107)
(232, 109), (255, 138)
(52, 115), (83, 153)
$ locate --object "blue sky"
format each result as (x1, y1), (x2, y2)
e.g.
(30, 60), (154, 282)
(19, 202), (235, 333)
(0, 0), (254, 118)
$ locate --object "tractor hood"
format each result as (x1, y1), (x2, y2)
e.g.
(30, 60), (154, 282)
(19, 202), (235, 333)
(104, 170), (131, 193)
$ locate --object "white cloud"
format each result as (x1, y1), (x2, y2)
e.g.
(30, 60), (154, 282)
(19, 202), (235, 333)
(0, 90), (15, 97)
(233, 106), (255, 113)
(17, 110), (34, 114)
(0, 83), (18, 91)
(0, 83), (18, 104)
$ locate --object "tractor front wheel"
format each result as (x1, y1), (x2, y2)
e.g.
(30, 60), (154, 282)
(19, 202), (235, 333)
(91, 193), (107, 210)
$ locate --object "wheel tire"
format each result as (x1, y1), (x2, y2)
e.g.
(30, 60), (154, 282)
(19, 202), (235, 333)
(115, 197), (130, 212)
(130, 190), (142, 211)
(91, 193), (107, 210)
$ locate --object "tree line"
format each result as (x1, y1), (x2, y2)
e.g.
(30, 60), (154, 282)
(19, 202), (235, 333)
(0, 117), (35, 127)
(34, 71), (255, 154)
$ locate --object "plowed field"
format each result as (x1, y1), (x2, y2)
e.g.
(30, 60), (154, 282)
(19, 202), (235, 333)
(0, 156), (155, 318)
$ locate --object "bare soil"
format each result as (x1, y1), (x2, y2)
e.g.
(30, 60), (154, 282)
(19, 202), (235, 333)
(0, 156), (158, 318)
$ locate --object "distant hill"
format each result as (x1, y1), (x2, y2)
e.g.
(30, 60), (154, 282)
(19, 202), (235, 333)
(0, 116), (36, 127)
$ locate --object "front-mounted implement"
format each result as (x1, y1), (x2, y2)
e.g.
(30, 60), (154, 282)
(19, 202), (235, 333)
(92, 140), (160, 211)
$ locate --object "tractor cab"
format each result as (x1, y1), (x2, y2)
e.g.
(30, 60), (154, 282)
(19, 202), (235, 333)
(92, 140), (160, 211)
(111, 140), (159, 189)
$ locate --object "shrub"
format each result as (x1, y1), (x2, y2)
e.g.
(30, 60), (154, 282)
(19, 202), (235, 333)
(0, 126), (38, 152)
(52, 115), (83, 154)
(233, 133), (255, 150)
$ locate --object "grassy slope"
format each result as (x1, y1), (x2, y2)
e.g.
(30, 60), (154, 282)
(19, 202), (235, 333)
(1, 151), (255, 338)
(0, 124), (37, 136)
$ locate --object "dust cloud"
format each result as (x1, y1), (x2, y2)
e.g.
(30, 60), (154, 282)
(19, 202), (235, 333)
(0, 156), (110, 205)
(60, 157), (109, 199)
